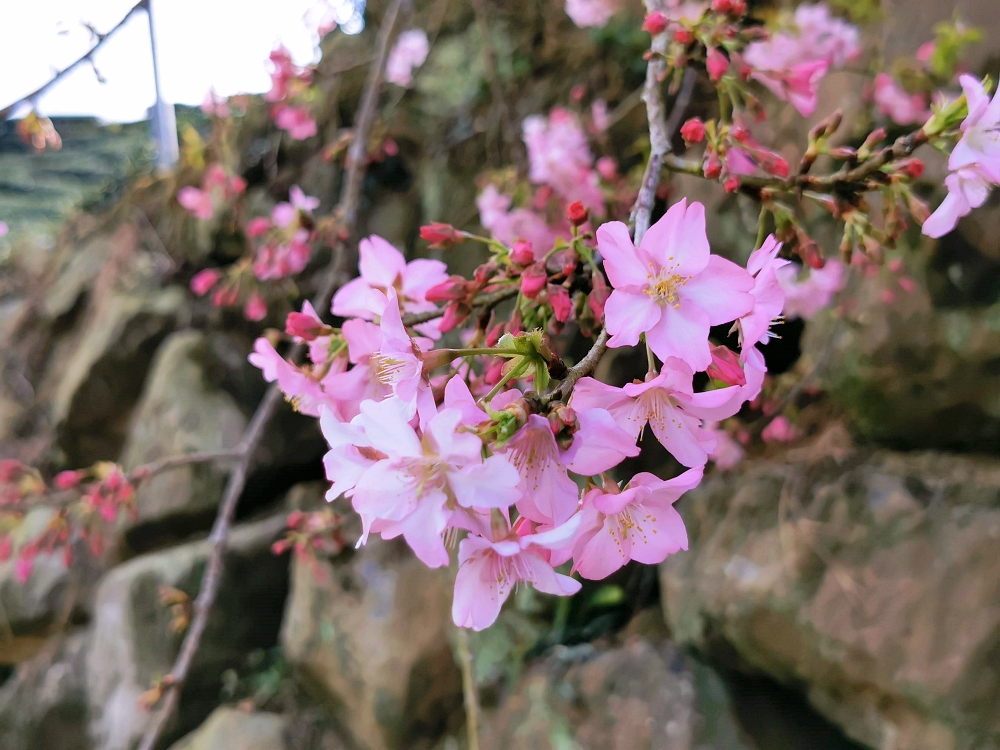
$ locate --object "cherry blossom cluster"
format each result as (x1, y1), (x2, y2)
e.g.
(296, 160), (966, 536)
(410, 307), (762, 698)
(266, 46), (319, 140)
(246, 190), (807, 629)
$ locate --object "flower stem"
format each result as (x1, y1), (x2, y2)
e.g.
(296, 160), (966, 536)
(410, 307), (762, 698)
(644, 335), (657, 376)
(755, 205), (769, 250)
(479, 358), (530, 405)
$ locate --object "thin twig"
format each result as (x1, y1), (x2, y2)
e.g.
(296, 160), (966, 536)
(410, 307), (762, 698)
(0, 0), (148, 119)
(468, 0), (518, 161)
(663, 128), (930, 194)
(401, 285), (520, 327)
(134, 3), (403, 748)
(456, 626), (480, 750)
(542, 327), (609, 406)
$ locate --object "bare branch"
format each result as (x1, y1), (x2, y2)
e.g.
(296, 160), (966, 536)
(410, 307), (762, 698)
(135, 3), (404, 747)
(0, 0), (148, 119)
(542, 327), (609, 406)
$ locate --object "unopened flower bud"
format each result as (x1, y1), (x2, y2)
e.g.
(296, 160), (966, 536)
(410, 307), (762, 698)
(520, 262), (548, 299)
(53, 470), (86, 491)
(419, 222), (465, 249)
(285, 311), (324, 340)
(190, 269), (220, 297)
(680, 117), (706, 143)
(673, 28), (695, 45)
(707, 48), (728, 81)
(510, 240), (535, 266)
(425, 275), (467, 303)
(566, 201), (588, 226)
(707, 344), (747, 386)
(642, 11), (668, 35)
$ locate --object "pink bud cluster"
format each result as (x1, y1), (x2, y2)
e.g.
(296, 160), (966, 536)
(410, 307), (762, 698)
(266, 46), (318, 140)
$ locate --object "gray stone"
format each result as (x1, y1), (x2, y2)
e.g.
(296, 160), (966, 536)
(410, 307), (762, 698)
(119, 330), (247, 527)
(661, 441), (1000, 750)
(0, 630), (91, 750)
(167, 707), (288, 750)
(476, 628), (755, 750)
(51, 287), (185, 465)
(86, 515), (289, 750)
(801, 271), (1000, 451)
(281, 538), (461, 750)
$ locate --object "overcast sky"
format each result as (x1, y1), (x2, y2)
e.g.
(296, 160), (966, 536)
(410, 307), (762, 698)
(0, 0), (364, 122)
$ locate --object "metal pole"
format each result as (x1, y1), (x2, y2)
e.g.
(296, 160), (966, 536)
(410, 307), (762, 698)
(145, 0), (178, 171)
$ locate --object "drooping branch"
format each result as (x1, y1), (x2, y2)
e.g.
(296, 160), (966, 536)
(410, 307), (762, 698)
(135, 3), (404, 748)
(0, 0), (148, 119)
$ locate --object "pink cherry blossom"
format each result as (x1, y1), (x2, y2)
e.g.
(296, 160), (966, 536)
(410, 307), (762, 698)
(319, 406), (376, 501)
(501, 406), (638, 526)
(453, 516), (582, 631)
(266, 46), (310, 103)
(190, 269), (220, 296)
(249, 337), (345, 418)
(572, 357), (743, 468)
(922, 167), (992, 238)
(332, 235), (449, 335)
(873, 73), (929, 126)
(570, 468), (701, 580)
(201, 89), (231, 118)
(476, 186), (560, 252)
(244, 291), (267, 321)
(273, 104), (318, 140)
(322, 318), (390, 420)
(598, 199), (755, 371)
(386, 29), (430, 88)
(761, 415), (798, 443)
(178, 187), (214, 220)
(369, 289), (433, 420)
(706, 424), (745, 470)
(350, 398), (521, 567)
(523, 108), (604, 213)
(253, 229), (312, 280)
(738, 235), (790, 348)
(791, 3), (860, 68)
(776, 259), (845, 319)
(564, 0), (622, 28)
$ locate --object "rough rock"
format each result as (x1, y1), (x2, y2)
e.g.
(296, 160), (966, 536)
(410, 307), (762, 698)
(801, 271), (1000, 451)
(167, 707), (289, 750)
(281, 538), (462, 750)
(50, 286), (185, 465)
(119, 330), (248, 527)
(86, 515), (289, 750)
(477, 628), (755, 750)
(661, 443), (1000, 750)
(0, 630), (91, 750)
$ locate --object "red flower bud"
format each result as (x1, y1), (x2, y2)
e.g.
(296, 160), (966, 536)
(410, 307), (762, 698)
(707, 345), (746, 386)
(419, 222), (465, 249)
(707, 48), (729, 81)
(589, 272), (610, 320)
(566, 201), (588, 226)
(642, 11), (668, 35)
(285, 311), (324, 341)
(425, 275), (467, 303)
(190, 269), (220, 297)
(547, 284), (573, 323)
(510, 240), (535, 266)
(520, 262), (548, 299)
(54, 470), (86, 491)
(673, 28), (695, 45)
(680, 117), (706, 143)
(246, 217), (272, 238)
(898, 158), (924, 179)
(439, 302), (470, 333)
(723, 177), (740, 193)
(244, 291), (267, 322)
(711, 0), (733, 12)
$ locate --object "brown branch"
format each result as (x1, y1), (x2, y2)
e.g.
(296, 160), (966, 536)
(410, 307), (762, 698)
(134, 3), (404, 748)
(664, 127), (930, 194)
(401, 285), (520, 326)
(0, 0), (148, 119)
(542, 327), (609, 406)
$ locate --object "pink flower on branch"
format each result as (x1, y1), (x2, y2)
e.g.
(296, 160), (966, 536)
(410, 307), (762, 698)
(453, 516), (582, 631)
(573, 357), (743, 468)
(598, 199), (754, 371)
(386, 29), (429, 88)
(569, 468), (701, 580)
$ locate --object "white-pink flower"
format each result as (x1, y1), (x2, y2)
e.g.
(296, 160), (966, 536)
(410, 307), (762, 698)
(569, 468), (701, 580)
(523, 108), (604, 213)
(501, 406), (638, 526)
(598, 199), (755, 371)
(738, 235), (790, 349)
(349, 398), (521, 568)
(923, 75), (1000, 238)
(332, 235), (449, 338)
(476, 186), (559, 253)
(386, 29), (429, 88)
(775, 260), (845, 319)
(573, 357), (743, 468)
(564, 0), (622, 28)
(452, 516), (582, 631)
(873, 73), (929, 126)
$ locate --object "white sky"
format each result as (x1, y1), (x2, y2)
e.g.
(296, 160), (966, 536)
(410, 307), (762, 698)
(0, 0), (364, 123)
